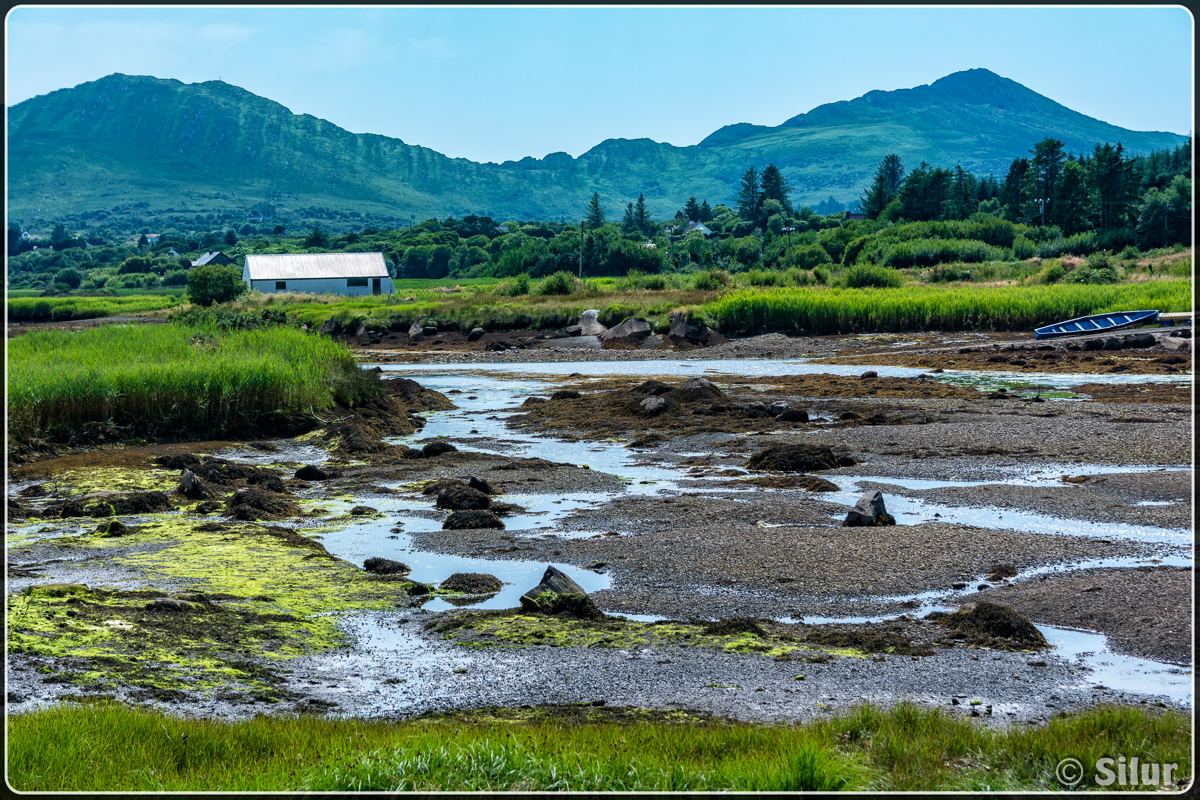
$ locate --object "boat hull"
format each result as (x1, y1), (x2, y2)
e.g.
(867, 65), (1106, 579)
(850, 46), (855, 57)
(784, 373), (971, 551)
(1034, 310), (1160, 339)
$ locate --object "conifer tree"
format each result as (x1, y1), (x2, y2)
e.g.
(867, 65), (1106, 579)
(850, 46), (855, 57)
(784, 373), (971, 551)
(584, 192), (605, 228)
(736, 166), (761, 221)
(634, 193), (652, 234)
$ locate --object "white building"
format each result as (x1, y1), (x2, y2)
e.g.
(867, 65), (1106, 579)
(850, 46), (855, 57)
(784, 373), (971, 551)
(243, 252), (395, 296)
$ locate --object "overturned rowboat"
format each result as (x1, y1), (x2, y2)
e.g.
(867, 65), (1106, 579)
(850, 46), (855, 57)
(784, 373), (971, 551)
(1034, 309), (1160, 339)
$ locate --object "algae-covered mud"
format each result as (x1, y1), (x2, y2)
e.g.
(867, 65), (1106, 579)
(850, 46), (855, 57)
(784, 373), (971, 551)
(6, 331), (1194, 730)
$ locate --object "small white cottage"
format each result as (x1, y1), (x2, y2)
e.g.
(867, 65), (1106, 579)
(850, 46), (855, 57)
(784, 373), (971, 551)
(242, 252), (395, 296)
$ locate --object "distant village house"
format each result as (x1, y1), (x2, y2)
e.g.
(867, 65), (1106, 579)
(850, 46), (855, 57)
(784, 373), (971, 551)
(242, 252), (394, 296)
(192, 251), (235, 268)
(682, 221), (713, 236)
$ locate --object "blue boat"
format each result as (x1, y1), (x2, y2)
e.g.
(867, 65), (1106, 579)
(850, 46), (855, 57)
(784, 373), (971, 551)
(1034, 309), (1160, 339)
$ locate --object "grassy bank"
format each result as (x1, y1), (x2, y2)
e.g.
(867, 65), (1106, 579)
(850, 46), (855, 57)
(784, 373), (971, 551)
(225, 275), (1192, 337)
(703, 279), (1193, 335)
(7, 293), (187, 322)
(8, 323), (370, 438)
(7, 701), (1189, 791)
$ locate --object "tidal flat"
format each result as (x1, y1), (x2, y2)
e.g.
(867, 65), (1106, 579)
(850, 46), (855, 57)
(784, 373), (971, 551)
(6, 329), (1193, 735)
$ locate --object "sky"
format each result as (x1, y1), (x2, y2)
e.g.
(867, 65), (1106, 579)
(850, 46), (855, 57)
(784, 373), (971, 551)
(4, 5), (1194, 165)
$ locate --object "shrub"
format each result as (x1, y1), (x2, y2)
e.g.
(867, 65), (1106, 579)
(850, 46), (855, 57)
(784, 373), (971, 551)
(1120, 245), (1140, 261)
(1040, 263), (1066, 284)
(812, 267), (830, 285)
(162, 270), (189, 287)
(1011, 236), (1037, 260)
(786, 243), (835, 270)
(785, 267), (811, 287)
(54, 268), (83, 289)
(843, 264), (902, 289)
(1066, 251), (1121, 284)
(498, 273), (531, 296)
(117, 256), (156, 275)
(692, 269), (730, 291)
(535, 271), (580, 296)
(187, 264), (247, 306)
(745, 268), (783, 287)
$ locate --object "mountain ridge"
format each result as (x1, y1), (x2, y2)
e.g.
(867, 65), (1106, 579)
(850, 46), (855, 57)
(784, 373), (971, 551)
(7, 68), (1187, 226)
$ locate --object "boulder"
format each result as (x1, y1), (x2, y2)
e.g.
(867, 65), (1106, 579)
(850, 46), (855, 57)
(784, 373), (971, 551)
(776, 408), (809, 423)
(349, 505), (378, 516)
(929, 602), (1048, 649)
(407, 315), (428, 342)
(1121, 332), (1157, 349)
(436, 486), (491, 511)
(550, 390), (581, 400)
(1081, 337), (1105, 351)
(577, 309), (607, 336)
(440, 572), (503, 594)
(95, 519), (132, 538)
(363, 557), (410, 575)
(248, 472), (287, 494)
(422, 326), (439, 337)
(565, 325), (583, 337)
(633, 379), (673, 396)
(443, 509), (505, 530)
(318, 319), (342, 337)
(669, 377), (725, 403)
(1161, 336), (1191, 353)
(154, 453), (201, 471)
(178, 469), (214, 500)
(467, 476), (495, 495)
(598, 317), (652, 348)
(746, 401), (769, 416)
(639, 396), (667, 416)
(467, 327), (486, 342)
(422, 441), (458, 458)
(294, 465), (329, 481)
(767, 401), (790, 416)
(145, 597), (205, 613)
(665, 311), (724, 348)
(842, 490), (897, 527)
(519, 565), (604, 620)
(226, 487), (300, 522)
(860, 370), (878, 379)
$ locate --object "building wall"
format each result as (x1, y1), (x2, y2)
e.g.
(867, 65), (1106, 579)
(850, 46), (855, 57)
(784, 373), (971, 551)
(245, 276), (395, 296)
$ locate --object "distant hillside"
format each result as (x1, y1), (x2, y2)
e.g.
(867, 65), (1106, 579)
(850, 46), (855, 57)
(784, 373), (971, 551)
(7, 69), (1187, 230)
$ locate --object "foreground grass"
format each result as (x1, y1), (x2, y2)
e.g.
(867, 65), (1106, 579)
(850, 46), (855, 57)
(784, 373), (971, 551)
(8, 323), (369, 438)
(6, 702), (1189, 791)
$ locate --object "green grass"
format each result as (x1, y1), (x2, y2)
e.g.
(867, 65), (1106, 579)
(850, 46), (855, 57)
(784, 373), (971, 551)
(702, 278), (1193, 335)
(7, 322), (370, 438)
(6, 701), (1189, 792)
(7, 293), (187, 322)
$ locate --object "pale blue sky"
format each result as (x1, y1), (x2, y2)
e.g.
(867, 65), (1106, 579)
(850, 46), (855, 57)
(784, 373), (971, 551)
(5, 6), (1193, 164)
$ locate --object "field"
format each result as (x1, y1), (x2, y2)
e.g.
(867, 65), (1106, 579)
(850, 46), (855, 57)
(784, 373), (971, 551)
(7, 701), (1189, 792)
(7, 322), (369, 439)
(7, 293), (187, 322)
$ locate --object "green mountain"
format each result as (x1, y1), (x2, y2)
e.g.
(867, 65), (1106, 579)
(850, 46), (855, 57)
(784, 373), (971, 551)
(7, 68), (1187, 229)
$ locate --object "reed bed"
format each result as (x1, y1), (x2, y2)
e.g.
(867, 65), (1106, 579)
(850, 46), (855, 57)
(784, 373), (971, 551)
(6, 701), (1189, 792)
(702, 279), (1192, 335)
(8, 323), (362, 438)
(7, 294), (186, 322)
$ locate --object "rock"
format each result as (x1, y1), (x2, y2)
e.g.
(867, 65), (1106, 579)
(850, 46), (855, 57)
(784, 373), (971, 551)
(598, 317), (652, 348)
(860, 370), (878, 379)
(746, 401), (769, 416)
(440, 573), (503, 594)
(670, 377), (725, 403)
(443, 510), (505, 530)
(1161, 336), (1191, 353)
(565, 325), (583, 337)
(467, 476), (495, 495)
(639, 396), (667, 416)
(407, 316), (427, 342)
(746, 444), (856, 472)
(1101, 337), (1123, 350)
(577, 309), (607, 336)
(363, 557), (410, 575)
(178, 469), (214, 500)
(94, 519), (132, 537)
(318, 319), (342, 336)
(839, 412), (861, 421)
(436, 486), (491, 511)
(422, 441), (458, 458)
(194, 501), (222, 515)
(842, 490), (897, 527)
(353, 324), (367, 339)
(1121, 332), (1157, 349)
(73, 491), (174, 518)
(952, 582), (968, 590)
(767, 401), (790, 416)
(407, 582), (432, 596)
(467, 327), (486, 342)
(550, 390), (581, 400)
(226, 487), (300, 522)
(665, 312), (725, 348)
(349, 505), (378, 516)
(294, 465), (329, 481)
(633, 379), (673, 396)
(248, 472), (287, 493)
(519, 565), (604, 620)
(776, 408), (809, 423)
(422, 326), (439, 337)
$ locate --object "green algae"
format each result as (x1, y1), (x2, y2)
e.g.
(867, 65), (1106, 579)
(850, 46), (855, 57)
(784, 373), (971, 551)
(429, 611), (869, 660)
(57, 467), (178, 495)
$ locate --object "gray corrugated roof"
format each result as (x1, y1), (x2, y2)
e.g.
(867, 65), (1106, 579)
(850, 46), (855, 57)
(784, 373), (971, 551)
(245, 252), (388, 281)
(193, 251), (227, 266)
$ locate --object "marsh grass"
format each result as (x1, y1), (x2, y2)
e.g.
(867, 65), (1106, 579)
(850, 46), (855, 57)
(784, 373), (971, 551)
(8, 323), (365, 438)
(6, 701), (1188, 792)
(7, 294), (187, 322)
(703, 279), (1192, 335)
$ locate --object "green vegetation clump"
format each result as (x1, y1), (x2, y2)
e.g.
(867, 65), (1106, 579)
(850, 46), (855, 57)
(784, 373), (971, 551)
(187, 263), (247, 306)
(7, 294), (186, 322)
(8, 322), (369, 439)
